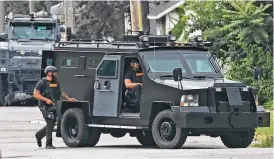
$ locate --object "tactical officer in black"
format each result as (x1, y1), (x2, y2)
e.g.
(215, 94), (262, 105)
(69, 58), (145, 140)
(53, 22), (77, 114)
(33, 66), (76, 149)
(124, 59), (143, 107)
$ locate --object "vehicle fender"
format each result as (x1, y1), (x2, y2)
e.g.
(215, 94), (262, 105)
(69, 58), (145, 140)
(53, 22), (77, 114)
(149, 101), (174, 128)
(60, 101), (91, 124)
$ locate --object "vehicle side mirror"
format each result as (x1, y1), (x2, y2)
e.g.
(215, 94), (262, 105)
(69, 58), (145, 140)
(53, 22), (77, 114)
(173, 68), (183, 81)
(253, 66), (262, 80)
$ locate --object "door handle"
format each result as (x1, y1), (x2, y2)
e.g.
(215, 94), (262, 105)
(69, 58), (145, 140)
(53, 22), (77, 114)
(103, 80), (111, 89)
(98, 90), (113, 92)
(74, 74), (89, 77)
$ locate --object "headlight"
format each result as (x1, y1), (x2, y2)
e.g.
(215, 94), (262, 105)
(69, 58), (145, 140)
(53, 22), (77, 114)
(242, 87), (248, 92)
(180, 94), (199, 106)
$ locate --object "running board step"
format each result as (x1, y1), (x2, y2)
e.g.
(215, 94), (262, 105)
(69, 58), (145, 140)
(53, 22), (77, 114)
(88, 124), (145, 129)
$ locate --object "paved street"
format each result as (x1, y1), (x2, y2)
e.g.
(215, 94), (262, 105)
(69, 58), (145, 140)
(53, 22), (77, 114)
(0, 107), (273, 159)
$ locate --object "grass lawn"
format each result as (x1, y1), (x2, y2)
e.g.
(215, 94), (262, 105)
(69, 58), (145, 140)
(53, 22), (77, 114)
(251, 111), (273, 148)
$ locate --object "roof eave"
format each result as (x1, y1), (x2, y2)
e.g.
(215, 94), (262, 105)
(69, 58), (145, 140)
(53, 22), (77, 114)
(147, 1), (186, 20)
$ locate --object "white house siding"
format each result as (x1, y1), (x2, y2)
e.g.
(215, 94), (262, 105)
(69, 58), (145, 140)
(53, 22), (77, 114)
(165, 12), (179, 35)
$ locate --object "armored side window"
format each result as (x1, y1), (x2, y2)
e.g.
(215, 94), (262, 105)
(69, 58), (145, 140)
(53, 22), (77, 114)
(87, 58), (101, 69)
(97, 60), (117, 77)
(61, 58), (78, 68)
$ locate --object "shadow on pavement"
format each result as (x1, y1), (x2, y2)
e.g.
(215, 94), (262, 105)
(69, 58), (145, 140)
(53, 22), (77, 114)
(53, 145), (222, 150)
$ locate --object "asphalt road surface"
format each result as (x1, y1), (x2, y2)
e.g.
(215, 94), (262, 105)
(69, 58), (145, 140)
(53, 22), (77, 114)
(0, 107), (273, 159)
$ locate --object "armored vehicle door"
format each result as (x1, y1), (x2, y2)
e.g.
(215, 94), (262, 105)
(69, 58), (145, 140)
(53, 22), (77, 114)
(93, 55), (121, 117)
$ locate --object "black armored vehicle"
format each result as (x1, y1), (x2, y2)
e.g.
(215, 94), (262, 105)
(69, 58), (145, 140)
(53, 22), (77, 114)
(41, 33), (270, 149)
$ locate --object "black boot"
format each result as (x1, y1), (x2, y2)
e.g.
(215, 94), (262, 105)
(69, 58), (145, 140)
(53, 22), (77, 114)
(46, 145), (55, 149)
(35, 134), (42, 147)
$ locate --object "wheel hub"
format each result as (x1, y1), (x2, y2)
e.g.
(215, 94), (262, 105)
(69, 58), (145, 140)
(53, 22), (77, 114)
(66, 117), (79, 140)
(159, 121), (175, 141)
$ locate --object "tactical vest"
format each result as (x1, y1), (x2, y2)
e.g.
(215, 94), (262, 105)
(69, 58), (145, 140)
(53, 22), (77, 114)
(39, 77), (61, 106)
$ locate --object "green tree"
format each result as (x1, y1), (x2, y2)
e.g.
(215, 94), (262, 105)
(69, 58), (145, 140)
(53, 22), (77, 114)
(220, 0), (272, 52)
(75, 1), (129, 40)
(4, 1), (29, 15)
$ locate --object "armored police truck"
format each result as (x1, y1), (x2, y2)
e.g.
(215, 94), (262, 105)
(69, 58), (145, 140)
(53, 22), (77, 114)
(0, 12), (62, 106)
(41, 33), (270, 149)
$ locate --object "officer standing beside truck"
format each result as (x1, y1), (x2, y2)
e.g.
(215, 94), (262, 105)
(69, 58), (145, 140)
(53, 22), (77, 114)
(33, 66), (77, 149)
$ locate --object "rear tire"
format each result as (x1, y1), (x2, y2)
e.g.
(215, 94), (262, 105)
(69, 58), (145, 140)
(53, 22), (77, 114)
(136, 130), (156, 147)
(61, 108), (90, 147)
(152, 110), (187, 149)
(220, 128), (255, 148)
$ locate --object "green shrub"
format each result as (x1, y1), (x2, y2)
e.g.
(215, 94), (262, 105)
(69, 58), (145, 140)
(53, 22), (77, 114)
(264, 100), (273, 110)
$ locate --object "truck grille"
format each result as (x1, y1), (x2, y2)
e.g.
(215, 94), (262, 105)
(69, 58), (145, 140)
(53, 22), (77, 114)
(23, 81), (36, 91)
(213, 88), (255, 113)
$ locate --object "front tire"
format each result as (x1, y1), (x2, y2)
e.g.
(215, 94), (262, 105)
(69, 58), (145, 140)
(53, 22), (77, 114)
(220, 128), (255, 148)
(152, 110), (187, 149)
(61, 108), (90, 147)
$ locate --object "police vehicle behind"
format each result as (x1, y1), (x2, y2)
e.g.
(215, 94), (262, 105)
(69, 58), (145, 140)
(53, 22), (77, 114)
(41, 33), (270, 149)
(0, 12), (63, 106)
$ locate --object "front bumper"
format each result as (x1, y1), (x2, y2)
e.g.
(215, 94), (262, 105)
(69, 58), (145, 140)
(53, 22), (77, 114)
(171, 106), (270, 129)
(5, 92), (35, 103)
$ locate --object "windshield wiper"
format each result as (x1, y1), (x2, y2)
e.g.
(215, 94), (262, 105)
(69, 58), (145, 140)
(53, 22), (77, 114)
(193, 75), (226, 82)
(160, 75), (192, 80)
(192, 75), (214, 78)
(17, 39), (31, 42)
(31, 31), (54, 41)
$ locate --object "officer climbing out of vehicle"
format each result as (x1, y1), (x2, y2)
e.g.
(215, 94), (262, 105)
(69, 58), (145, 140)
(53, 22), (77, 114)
(124, 59), (143, 109)
(33, 66), (77, 149)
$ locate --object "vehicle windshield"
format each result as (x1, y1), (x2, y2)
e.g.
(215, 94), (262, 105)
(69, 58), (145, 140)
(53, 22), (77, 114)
(10, 23), (55, 40)
(142, 51), (221, 76)
(184, 54), (215, 73)
(33, 24), (54, 40)
(11, 23), (32, 39)
(145, 53), (187, 73)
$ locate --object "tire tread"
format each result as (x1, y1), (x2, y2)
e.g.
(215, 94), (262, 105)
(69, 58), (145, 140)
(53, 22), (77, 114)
(152, 110), (187, 149)
(220, 129), (255, 148)
(61, 108), (90, 147)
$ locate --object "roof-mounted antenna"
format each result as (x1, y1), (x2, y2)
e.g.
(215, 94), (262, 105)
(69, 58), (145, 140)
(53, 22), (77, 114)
(153, 36), (156, 80)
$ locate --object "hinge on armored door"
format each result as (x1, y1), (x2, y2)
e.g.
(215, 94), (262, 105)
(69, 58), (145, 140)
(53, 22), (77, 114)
(94, 78), (100, 89)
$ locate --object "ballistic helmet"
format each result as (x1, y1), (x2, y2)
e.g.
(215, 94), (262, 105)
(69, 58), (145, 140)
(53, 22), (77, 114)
(131, 59), (139, 64)
(44, 66), (58, 74)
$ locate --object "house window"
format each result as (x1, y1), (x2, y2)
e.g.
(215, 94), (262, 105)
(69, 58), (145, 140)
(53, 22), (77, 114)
(97, 60), (117, 77)
(87, 58), (101, 69)
(61, 58), (77, 68)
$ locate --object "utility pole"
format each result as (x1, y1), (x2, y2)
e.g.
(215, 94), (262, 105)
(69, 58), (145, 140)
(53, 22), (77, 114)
(129, 0), (149, 34)
(130, 0), (142, 34)
(29, 0), (36, 13)
(0, 1), (4, 33)
(64, 0), (75, 34)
